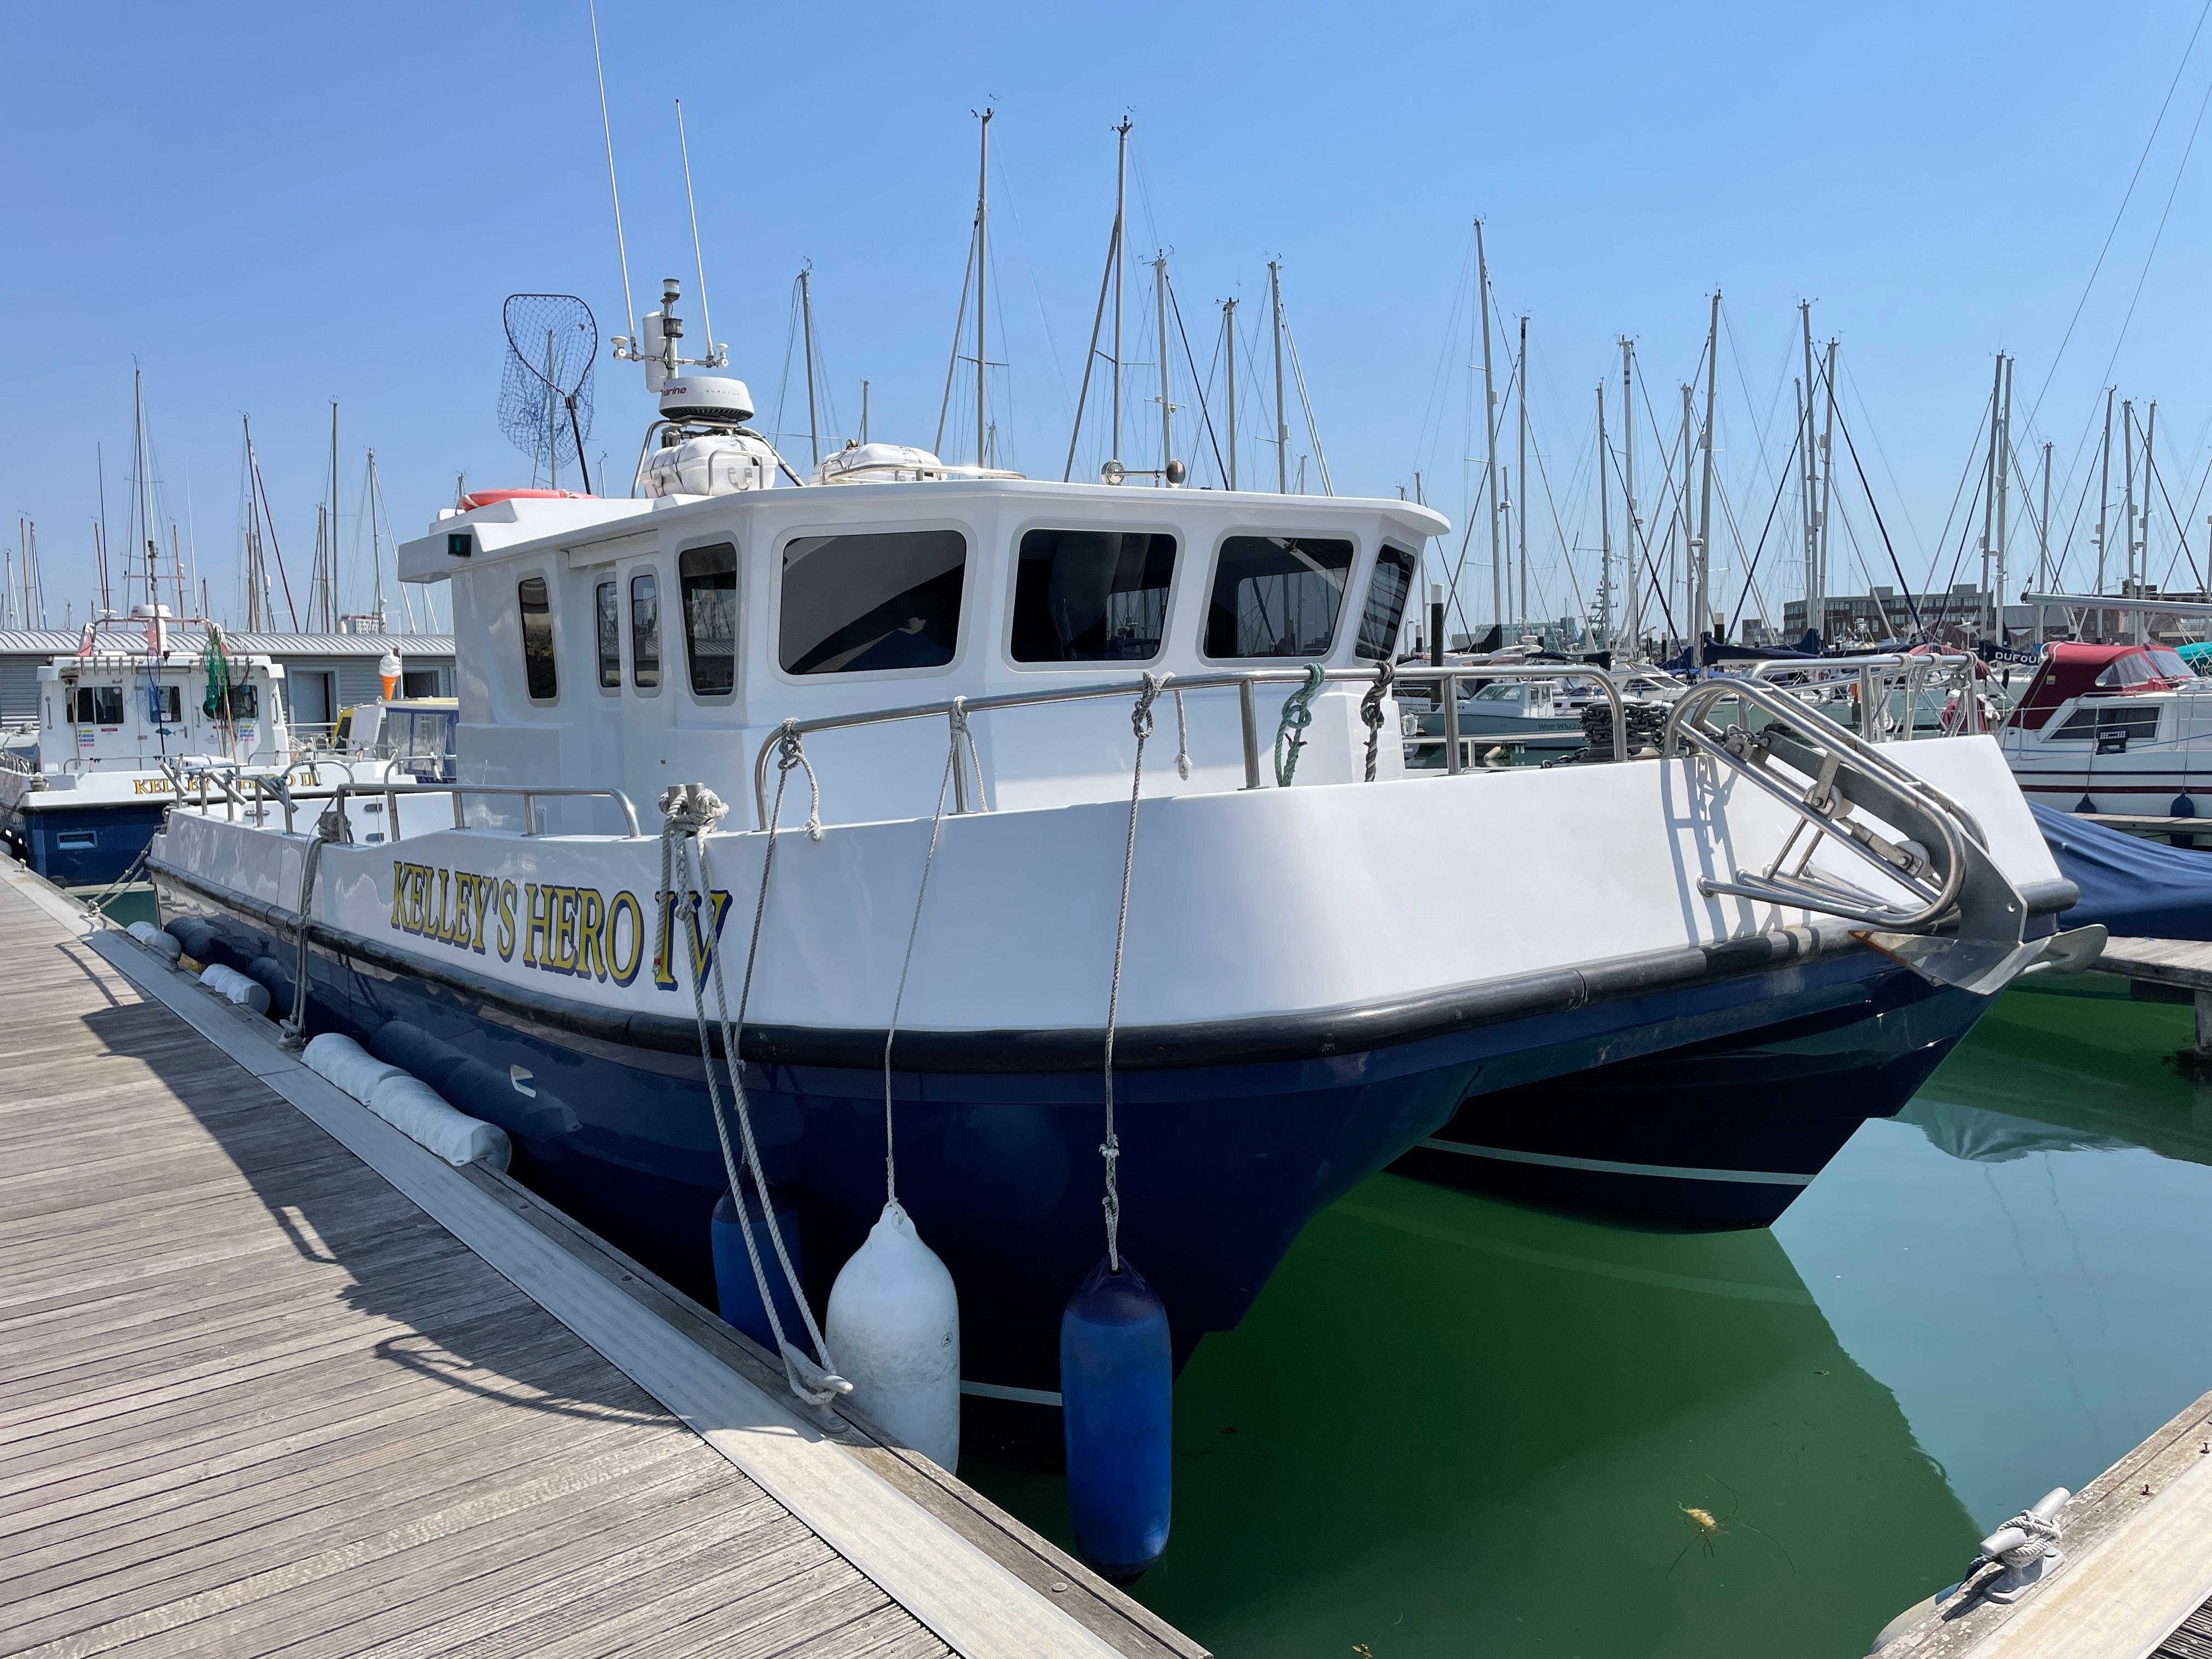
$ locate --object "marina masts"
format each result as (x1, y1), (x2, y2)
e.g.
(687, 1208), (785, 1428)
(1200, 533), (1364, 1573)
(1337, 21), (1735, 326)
(2096, 388), (2115, 595)
(1694, 292), (1720, 666)
(1153, 252), (1172, 482)
(1270, 259), (1288, 493)
(799, 264), (820, 467)
(974, 106), (991, 469)
(1475, 222), (1501, 629)
(1222, 298), (1238, 490)
(1816, 340), (1837, 639)
(1596, 381), (1612, 650)
(1621, 338), (1639, 654)
(1799, 303), (1820, 641)
(1515, 315), (1529, 630)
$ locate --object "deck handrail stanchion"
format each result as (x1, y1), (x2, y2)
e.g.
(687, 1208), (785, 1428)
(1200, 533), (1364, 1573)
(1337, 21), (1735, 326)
(1442, 670), (1463, 775)
(1238, 679), (1261, 789)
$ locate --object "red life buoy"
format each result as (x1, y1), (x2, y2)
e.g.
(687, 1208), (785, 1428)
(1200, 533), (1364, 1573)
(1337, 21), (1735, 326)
(459, 489), (595, 509)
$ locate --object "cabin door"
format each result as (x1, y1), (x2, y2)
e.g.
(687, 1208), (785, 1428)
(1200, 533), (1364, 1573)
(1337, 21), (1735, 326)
(291, 670), (334, 736)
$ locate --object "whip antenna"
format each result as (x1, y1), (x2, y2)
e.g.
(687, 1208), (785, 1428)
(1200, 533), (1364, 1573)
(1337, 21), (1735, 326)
(675, 99), (726, 368)
(500, 295), (599, 494)
(588, 0), (637, 346)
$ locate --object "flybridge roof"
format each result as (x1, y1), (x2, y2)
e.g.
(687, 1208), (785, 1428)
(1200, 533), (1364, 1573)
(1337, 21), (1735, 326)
(397, 478), (1453, 583)
(0, 630), (455, 657)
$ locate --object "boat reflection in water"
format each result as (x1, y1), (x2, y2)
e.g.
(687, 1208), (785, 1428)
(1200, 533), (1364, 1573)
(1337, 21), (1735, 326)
(965, 1171), (1978, 1658)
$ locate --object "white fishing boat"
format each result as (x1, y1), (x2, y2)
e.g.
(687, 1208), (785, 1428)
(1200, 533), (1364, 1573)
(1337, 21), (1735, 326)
(0, 612), (300, 887)
(1998, 639), (2212, 814)
(144, 287), (2075, 1427)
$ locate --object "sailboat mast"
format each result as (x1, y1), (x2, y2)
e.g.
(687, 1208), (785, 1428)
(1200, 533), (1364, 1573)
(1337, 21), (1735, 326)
(95, 443), (111, 617)
(1154, 253), (1172, 481)
(800, 265), (820, 467)
(2040, 440), (2053, 593)
(2096, 388), (2114, 597)
(2123, 398), (2136, 614)
(2140, 400), (2157, 644)
(1515, 315), (1529, 631)
(369, 448), (387, 629)
(1799, 302), (1818, 638)
(1222, 298), (1238, 490)
(1816, 340), (1838, 637)
(1676, 385), (1693, 654)
(1979, 358), (2001, 637)
(1475, 222), (1500, 630)
(1596, 382), (1612, 650)
(133, 367), (154, 615)
(1994, 356), (2013, 646)
(1269, 260), (1288, 493)
(1111, 117), (1128, 468)
(1695, 292), (1719, 665)
(1620, 339), (1638, 655)
(974, 106), (991, 469)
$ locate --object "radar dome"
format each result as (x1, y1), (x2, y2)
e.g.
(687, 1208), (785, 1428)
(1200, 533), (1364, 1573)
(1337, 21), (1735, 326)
(658, 376), (755, 424)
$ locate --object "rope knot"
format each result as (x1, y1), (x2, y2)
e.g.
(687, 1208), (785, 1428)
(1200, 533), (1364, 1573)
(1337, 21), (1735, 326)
(768, 722), (825, 840)
(657, 781), (729, 834)
(1359, 659), (1396, 782)
(1273, 661), (1328, 787)
(1131, 671), (1165, 743)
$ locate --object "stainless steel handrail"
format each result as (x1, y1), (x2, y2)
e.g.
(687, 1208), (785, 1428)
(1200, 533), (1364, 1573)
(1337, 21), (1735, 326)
(164, 761), (641, 842)
(747, 663), (1629, 828)
(1662, 675), (1975, 931)
(1745, 650), (1980, 742)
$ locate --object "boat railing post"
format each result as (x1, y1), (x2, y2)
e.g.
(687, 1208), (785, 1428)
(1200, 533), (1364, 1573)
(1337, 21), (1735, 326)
(1443, 671), (1463, 775)
(452, 789), (466, 830)
(1239, 679), (1262, 788)
(1859, 664), (1878, 742)
(950, 708), (971, 814)
(522, 791), (538, 835)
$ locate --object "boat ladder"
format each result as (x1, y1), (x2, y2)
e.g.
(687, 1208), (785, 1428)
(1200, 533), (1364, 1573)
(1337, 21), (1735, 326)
(1664, 675), (2036, 995)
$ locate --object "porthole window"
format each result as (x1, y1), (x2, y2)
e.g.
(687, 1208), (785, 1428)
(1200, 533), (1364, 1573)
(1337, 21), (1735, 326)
(517, 575), (558, 701)
(679, 543), (738, 697)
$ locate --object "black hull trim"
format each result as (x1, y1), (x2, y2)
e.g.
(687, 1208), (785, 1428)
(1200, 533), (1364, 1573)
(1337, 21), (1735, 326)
(151, 851), (2064, 1076)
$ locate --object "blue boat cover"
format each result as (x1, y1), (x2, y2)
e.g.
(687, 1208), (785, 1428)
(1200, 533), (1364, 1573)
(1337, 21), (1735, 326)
(2033, 802), (2212, 941)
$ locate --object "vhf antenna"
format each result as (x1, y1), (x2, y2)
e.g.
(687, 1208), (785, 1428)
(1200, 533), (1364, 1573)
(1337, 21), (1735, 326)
(674, 99), (725, 369)
(586, 0), (636, 348)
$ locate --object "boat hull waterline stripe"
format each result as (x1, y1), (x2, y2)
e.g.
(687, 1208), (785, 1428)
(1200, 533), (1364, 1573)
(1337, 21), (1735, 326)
(1414, 1138), (1816, 1186)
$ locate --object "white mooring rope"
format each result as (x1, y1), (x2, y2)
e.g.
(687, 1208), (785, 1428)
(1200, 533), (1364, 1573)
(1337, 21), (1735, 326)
(1100, 670), (1167, 1272)
(656, 738), (849, 1412)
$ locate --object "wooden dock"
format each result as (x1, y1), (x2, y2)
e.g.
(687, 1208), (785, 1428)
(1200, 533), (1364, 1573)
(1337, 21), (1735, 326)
(0, 866), (1204, 1659)
(2088, 936), (2212, 1053)
(1870, 1385), (2212, 1656)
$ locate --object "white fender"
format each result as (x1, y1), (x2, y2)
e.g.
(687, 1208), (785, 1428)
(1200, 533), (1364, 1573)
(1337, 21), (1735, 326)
(303, 1031), (407, 1101)
(198, 962), (271, 1015)
(128, 921), (182, 961)
(826, 1201), (961, 1471)
(366, 1074), (512, 1171)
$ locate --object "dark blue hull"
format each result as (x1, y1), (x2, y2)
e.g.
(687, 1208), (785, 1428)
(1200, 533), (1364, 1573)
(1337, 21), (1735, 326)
(4, 800), (170, 887)
(1392, 964), (1985, 1227)
(154, 870), (1967, 1394)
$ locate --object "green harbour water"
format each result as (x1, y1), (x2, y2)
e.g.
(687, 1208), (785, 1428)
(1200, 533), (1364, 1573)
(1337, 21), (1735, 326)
(963, 975), (2212, 1656)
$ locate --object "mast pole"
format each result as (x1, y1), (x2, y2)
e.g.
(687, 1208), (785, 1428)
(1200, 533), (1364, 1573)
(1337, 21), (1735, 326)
(1817, 340), (1837, 641)
(95, 442), (110, 616)
(1223, 298), (1238, 490)
(800, 264), (820, 467)
(369, 448), (386, 630)
(1799, 301), (1818, 640)
(1620, 340), (1638, 656)
(1269, 259), (1288, 492)
(1515, 315), (1529, 631)
(1676, 386), (1692, 652)
(1990, 356), (2008, 637)
(2142, 399), (2157, 644)
(1111, 116), (1128, 468)
(974, 106), (991, 469)
(133, 365), (152, 615)
(1474, 221), (1500, 630)
(860, 380), (871, 445)
(1695, 291), (1719, 665)
(2097, 388), (2114, 599)
(2123, 398), (2137, 616)
(1154, 252), (1172, 482)
(1596, 381), (1612, 650)
(1994, 356), (2013, 646)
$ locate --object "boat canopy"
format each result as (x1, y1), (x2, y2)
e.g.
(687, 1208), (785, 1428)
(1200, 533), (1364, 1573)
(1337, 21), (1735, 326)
(2005, 641), (2184, 730)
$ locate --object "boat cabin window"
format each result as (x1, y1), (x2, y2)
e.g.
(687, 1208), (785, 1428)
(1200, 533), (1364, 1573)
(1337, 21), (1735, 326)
(2051, 703), (2162, 743)
(679, 543), (738, 696)
(780, 529), (967, 675)
(72, 686), (123, 726)
(1356, 544), (1417, 661)
(1203, 535), (1354, 658)
(1009, 529), (1177, 663)
(2094, 651), (2171, 689)
(1471, 681), (1527, 702)
(211, 682), (258, 721)
(595, 580), (620, 690)
(2145, 646), (2192, 680)
(146, 685), (182, 725)
(517, 575), (558, 701)
(630, 572), (661, 689)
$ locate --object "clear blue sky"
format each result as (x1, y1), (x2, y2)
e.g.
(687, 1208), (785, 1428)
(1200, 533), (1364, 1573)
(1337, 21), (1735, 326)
(4, 0), (2210, 633)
